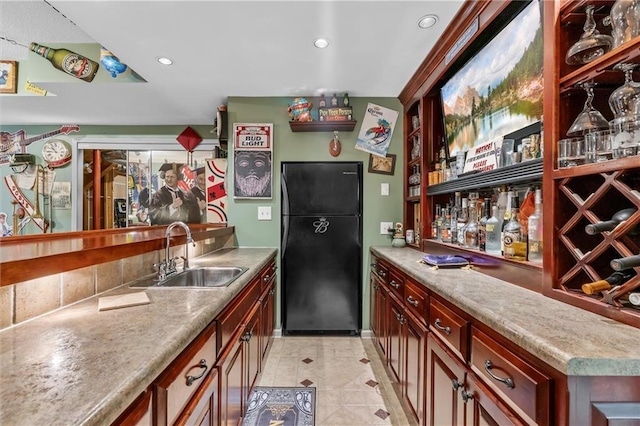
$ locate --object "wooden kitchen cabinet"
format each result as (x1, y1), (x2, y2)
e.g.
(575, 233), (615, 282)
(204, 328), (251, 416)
(426, 334), (466, 426)
(111, 390), (152, 426)
(154, 322), (217, 426)
(370, 255), (389, 357)
(259, 260), (277, 364)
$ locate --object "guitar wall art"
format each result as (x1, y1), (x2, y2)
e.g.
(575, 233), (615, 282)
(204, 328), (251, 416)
(0, 125), (80, 165)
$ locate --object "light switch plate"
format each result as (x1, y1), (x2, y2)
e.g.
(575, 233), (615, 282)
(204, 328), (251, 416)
(381, 183), (389, 196)
(380, 221), (393, 235)
(258, 206), (272, 221)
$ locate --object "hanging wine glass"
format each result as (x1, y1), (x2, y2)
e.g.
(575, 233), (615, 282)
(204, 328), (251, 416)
(608, 63), (640, 120)
(609, 63), (640, 156)
(566, 81), (610, 137)
(566, 5), (613, 65)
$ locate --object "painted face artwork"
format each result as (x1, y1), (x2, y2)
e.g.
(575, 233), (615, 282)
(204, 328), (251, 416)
(235, 151), (271, 197)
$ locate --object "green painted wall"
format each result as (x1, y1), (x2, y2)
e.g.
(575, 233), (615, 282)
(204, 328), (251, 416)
(227, 97), (404, 331)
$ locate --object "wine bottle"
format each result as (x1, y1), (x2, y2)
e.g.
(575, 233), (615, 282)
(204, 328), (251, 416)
(503, 195), (527, 260)
(478, 199), (491, 252)
(585, 208), (636, 235)
(610, 254), (640, 271)
(581, 270), (635, 295)
(485, 205), (502, 255)
(30, 42), (100, 82)
(527, 189), (543, 263)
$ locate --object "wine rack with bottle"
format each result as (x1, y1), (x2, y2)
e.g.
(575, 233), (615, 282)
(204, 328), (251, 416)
(546, 0), (640, 327)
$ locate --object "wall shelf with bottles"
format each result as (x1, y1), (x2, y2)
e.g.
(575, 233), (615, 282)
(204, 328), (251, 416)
(427, 158), (543, 196)
(548, 0), (640, 328)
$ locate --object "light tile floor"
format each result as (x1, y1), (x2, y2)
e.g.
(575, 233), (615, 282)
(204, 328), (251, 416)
(256, 336), (416, 426)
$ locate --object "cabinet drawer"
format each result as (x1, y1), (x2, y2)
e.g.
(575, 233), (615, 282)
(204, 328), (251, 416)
(404, 278), (428, 324)
(387, 268), (404, 299)
(155, 323), (217, 426)
(372, 257), (389, 284)
(470, 327), (551, 426)
(260, 260), (276, 291)
(429, 298), (469, 362)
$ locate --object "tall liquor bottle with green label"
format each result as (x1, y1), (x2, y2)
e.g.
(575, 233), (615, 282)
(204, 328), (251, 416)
(30, 43), (100, 82)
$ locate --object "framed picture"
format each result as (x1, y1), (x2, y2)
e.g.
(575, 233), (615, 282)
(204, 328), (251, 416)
(0, 61), (18, 94)
(233, 123), (273, 199)
(368, 153), (396, 175)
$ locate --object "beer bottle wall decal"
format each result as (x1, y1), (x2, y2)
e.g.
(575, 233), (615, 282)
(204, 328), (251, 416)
(30, 43), (100, 82)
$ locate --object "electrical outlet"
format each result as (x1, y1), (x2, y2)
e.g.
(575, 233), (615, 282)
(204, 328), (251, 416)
(380, 221), (393, 235)
(258, 206), (272, 221)
(381, 183), (389, 196)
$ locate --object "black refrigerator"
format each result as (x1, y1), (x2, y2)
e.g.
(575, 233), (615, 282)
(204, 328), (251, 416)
(281, 162), (362, 335)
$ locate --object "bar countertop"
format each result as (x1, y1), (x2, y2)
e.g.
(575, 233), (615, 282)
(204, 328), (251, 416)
(372, 246), (640, 377)
(0, 247), (276, 426)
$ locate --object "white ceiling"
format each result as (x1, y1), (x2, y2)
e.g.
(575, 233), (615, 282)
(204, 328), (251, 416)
(0, 0), (464, 126)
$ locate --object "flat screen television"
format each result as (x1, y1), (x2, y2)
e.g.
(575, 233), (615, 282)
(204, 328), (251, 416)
(441, 0), (543, 159)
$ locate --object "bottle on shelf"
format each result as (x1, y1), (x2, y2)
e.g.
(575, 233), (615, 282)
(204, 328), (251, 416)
(457, 197), (469, 246)
(431, 204), (442, 241)
(30, 42), (100, 82)
(611, 254), (640, 271)
(450, 192), (461, 244)
(439, 142), (447, 182)
(528, 189), (543, 263)
(343, 92), (350, 107)
(319, 93), (327, 108)
(500, 189), (513, 255)
(503, 195), (527, 261)
(581, 270), (636, 295)
(331, 93), (338, 107)
(464, 196), (479, 249)
(585, 208), (637, 235)
(485, 205), (502, 255)
(478, 198), (492, 252)
(441, 205), (452, 243)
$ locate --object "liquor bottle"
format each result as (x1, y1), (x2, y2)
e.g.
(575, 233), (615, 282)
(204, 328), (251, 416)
(464, 197), (479, 249)
(30, 42), (100, 82)
(457, 197), (468, 246)
(451, 192), (461, 243)
(439, 142), (447, 181)
(331, 93), (338, 107)
(478, 198), (491, 252)
(485, 205), (502, 255)
(343, 92), (350, 107)
(503, 195), (527, 260)
(527, 189), (543, 263)
(585, 208), (637, 235)
(319, 93), (327, 108)
(581, 270), (635, 294)
(610, 254), (640, 271)
(431, 204), (442, 241)
(441, 205), (452, 243)
(500, 189), (513, 255)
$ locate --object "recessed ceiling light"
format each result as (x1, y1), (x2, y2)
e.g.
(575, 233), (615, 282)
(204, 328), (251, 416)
(156, 56), (173, 65)
(417, 14), (438, 29)
(313, 38), (330, 49)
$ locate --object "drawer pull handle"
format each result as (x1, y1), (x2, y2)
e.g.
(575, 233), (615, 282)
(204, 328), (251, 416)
(451, 379), (463, 391)
(407, 295), (419, 307)
(434, 318), (451, 335)
(186, 359), (208, 386)
(390, 280), (400, 289)
(461, 390), (474, 403)
(484, 360), (514, 389)
(263, 275), (270, 281)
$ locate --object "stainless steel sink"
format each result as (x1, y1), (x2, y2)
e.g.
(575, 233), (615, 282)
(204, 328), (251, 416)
(130, 266), (249, 289)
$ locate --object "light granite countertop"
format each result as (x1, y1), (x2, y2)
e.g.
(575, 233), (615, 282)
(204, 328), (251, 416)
(372, 246), (640, 377)
(0, 247), (276, 426)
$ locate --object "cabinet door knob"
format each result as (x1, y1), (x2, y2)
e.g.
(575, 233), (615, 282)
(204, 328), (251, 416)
(434, 318), (451, 335)
(451, 379), (463, 391)
(484, 360), (514, 389)
(185, 359), (208, 386)
(461, 390), (474, 403)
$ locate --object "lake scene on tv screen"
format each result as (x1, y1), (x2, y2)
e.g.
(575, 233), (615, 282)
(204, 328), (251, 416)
(441, 0), (543, 158)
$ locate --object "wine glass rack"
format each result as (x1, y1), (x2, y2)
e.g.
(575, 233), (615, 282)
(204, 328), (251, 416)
(549, 1), (640, 327)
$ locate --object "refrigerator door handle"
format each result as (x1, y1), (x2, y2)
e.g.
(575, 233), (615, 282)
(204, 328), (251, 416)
(281, 215), (289, 258)
(281, 169), (290, 216)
